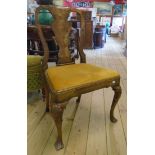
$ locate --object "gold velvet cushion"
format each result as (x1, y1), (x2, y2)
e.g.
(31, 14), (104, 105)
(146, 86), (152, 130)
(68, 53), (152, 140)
(46, 63), (120, 92)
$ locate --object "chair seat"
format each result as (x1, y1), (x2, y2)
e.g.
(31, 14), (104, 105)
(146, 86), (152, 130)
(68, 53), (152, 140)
(46, 63), (120, 92)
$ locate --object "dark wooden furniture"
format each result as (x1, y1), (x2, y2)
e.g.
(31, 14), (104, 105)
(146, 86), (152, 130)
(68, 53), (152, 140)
(27, 25), (59, 62)
(69, 11), (93, 49)
(35, 5), (122, 151)
(93, 25), (106, 49)
(27, 25), (79, 63)
(36, 0), (53, 5)
(70, 20), (93, 49)
(84, 20), (93, 48)
(93, 31), (104, 48)
(83, 11), (93, 48)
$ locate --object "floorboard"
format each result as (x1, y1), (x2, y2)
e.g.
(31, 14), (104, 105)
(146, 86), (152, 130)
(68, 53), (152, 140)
(64, 93), (92, 155)
(27, 100), (46, 139)
(27, 113), (55, 155)
(86, 90), (108, 155)
(104, 88), (127, 155)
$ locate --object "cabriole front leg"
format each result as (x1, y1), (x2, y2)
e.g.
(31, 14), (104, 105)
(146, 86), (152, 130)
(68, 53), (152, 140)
(51, 104), (64, 150)
(110, 84), (122, 123)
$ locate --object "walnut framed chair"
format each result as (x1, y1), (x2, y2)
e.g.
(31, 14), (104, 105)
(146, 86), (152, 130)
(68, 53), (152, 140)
(35, 5), (122, 151)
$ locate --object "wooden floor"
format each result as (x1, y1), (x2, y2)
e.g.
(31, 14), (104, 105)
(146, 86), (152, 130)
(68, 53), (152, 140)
(27, 36), (127, 155)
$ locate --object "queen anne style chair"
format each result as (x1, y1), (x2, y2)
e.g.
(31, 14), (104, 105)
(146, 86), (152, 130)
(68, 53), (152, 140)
(35, 6), (122, 151)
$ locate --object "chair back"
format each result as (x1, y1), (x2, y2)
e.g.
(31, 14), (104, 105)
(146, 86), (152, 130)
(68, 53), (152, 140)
(35, 6), (86, 67)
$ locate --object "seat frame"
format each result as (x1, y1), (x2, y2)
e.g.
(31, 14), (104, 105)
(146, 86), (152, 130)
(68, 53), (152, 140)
(35, 5), (122, 151)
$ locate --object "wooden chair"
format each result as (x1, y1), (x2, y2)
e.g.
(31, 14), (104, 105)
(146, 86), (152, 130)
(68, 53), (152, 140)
(35, 5), (122, 151)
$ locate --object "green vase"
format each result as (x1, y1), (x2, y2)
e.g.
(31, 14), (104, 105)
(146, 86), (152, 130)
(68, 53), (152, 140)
(39, 9), (54, 25)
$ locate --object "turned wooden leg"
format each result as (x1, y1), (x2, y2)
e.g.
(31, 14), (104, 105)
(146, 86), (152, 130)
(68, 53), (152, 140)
(76, 95), (81, 104)
(51, 104), (64, 150)
(110, 85), (122, 123)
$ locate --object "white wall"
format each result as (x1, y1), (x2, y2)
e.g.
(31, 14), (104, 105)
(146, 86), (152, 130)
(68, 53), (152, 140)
(27, 0), (35, 5)
(27, 0), (38, 13)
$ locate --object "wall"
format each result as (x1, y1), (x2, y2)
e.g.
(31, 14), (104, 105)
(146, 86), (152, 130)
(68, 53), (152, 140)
(27, 0), (33, 4)
(53, 0), (63, 6)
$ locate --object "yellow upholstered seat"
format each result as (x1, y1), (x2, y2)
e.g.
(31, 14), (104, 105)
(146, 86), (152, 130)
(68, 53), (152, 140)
(46, 63), (120, 92)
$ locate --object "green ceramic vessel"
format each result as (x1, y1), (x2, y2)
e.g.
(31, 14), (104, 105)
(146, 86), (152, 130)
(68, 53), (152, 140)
(38, 9), (54, 25)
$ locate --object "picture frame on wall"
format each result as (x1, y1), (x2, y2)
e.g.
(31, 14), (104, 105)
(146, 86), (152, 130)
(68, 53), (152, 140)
(95, 2), (112, 15)
(123, 3), (127, 16)
(113, 4), (123, 16)
(97, 8), (112, 15)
